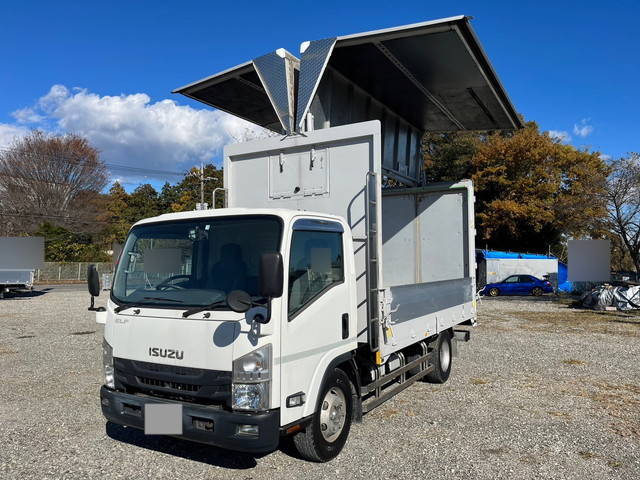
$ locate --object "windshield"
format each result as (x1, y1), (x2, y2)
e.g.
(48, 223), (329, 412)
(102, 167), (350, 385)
(111, 215), (282, 309)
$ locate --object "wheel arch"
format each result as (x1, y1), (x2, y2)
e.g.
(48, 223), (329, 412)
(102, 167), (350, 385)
(303, 351), (360, 420)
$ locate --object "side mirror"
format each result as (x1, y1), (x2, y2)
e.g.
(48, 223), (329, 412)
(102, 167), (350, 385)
(227, 290), (251, 313)
(87, 264), (105, 312)
(88, 264), (101, 297)
(259, 252), (283, 298)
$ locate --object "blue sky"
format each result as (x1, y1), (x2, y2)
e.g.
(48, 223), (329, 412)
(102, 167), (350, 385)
(1, 0), (638, 187)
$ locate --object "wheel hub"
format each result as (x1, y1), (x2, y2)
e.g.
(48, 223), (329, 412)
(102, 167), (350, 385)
(319, 387), (346, 442)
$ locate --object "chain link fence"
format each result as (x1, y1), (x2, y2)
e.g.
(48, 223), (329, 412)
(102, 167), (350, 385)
(35, 262), (114, 283)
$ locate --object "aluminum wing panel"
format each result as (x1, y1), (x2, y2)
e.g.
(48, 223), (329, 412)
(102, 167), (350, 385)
(173, 56), (298, 134)
(295, 37), (336, 130)
(253, 50), (299, 134)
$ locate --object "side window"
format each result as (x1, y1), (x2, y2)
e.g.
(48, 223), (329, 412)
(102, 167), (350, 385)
(519, 275), (532, 283)
(288, 227), (344, 318)
(504, 276), (519, 283)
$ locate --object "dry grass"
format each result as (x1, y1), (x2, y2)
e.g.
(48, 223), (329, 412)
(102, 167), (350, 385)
(470, 378), (490, 385)
(482, 308), (640, 337)
(562, 359), (587, 366)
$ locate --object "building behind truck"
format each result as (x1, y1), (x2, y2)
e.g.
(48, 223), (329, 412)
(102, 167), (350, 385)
(95, 15), (522, 462)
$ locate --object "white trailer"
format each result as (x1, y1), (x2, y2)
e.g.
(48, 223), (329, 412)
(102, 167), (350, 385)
(93, 16), (520, 461)
(0, 237), (44, 298)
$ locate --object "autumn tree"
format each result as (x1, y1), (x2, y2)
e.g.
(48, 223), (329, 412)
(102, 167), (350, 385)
(162, 164), (223, 212)
(0, 130), (108, 235)
(423, 121), (609, 252)
(605, 153), (640, 272)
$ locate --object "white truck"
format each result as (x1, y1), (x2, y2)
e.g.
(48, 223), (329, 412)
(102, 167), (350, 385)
(91, 16), (520, 461)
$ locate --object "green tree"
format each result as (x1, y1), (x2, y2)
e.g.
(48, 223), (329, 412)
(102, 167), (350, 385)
(35, 222), (109, 262)
(168, 164), (223, 211)
(100, 182), (131, 245)
(127, 183), (161, 220)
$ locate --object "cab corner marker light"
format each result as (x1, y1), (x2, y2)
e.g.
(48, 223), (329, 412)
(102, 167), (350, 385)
(286, 423), (303, 435)
(286, 392), (306, 408)
(375, 351), (383, 365)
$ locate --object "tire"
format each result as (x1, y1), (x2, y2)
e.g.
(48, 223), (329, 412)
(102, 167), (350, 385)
(488, 287), (499, 297)
(425, 331), (453, 384)
(532, 287), (543, 296)
(293, 368), (353, 462)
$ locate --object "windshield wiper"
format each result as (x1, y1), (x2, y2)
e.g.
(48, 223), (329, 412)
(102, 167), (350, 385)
(182, 299), (227, 318)
(113, 302), (144, 313)
(143, 297), (184, 303)
(114, 297), (185, 313)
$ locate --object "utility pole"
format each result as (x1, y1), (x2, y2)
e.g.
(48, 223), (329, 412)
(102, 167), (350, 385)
(193, 161), (215, 209)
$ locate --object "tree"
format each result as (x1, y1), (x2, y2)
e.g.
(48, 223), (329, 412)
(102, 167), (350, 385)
(99, 182), (131, 245)
(423, 122), (609, 252)
(605, 153), (640, 272)
(34, 222), (109, 262)
(166, 164), (223, 211)
(0, 130), (108, 235)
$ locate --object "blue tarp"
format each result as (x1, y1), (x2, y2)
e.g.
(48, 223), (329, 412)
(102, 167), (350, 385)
(477, 250), (556, 260)
(557, 261), (573, 293)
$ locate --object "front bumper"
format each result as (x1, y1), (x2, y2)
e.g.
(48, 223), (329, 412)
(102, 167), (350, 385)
(100, 386), (280, 453)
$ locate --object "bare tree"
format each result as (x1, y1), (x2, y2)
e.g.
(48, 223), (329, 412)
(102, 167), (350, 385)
(605, 153), (640, 272)
(0, 130), (108, 235)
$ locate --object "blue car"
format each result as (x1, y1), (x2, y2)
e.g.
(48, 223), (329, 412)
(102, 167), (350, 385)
(483, 274), (553, 297)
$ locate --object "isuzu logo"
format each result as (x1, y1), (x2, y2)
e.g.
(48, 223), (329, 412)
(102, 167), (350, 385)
(148, 347), (184, 360)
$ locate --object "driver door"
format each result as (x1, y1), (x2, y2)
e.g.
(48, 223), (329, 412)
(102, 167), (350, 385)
(279, 218), (355, 426)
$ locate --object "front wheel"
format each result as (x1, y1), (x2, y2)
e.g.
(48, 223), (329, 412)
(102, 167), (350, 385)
(488, 287), (499, 297)
(425, 331), (453, 384)
(293, 368), (353, 462)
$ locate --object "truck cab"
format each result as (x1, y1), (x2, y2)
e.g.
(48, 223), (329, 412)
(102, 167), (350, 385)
(99, 208), (359, 457)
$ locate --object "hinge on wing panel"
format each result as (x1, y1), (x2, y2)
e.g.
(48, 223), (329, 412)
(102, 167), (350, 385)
(310, 147), (315, 170)
(279, 152), (285, 172)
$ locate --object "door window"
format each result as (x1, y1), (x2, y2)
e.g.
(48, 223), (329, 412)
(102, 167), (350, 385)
(503, 275), (519, 283)
(288, 226), (344, 318)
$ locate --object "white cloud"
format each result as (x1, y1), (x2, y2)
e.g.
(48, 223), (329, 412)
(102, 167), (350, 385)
(0, 123), (29, 149)
(3, 84), (270, 180)
(600, 153), (611, 161)
(548, 130), (571, 143)
(11, 107), (44, 124)
(573, 118), (594, 138)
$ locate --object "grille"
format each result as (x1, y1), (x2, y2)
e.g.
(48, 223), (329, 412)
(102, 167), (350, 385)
(136, 376), (200, 393)
(130, 360), (201, 377)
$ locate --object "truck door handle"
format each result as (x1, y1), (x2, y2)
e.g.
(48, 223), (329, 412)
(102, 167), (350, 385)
(342, 313), (349, 339)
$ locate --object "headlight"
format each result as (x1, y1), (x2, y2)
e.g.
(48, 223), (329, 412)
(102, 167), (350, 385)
(232, 344), (271, 411)
(103, 339), (114, 388)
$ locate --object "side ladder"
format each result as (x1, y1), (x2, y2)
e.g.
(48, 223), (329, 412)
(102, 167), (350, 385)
(365, 171), (380, 353)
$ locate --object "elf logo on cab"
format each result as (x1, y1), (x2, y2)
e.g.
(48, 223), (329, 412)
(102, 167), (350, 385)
(148, 347), (184, 360)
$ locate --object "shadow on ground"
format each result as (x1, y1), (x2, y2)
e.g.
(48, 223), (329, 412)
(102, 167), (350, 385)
(480, 294), (566, 303)
(105, 422), (286, 469)
(1, 288), (51, 300)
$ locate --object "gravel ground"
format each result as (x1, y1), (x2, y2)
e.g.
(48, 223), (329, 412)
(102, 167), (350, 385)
(1, 289), (639, 479)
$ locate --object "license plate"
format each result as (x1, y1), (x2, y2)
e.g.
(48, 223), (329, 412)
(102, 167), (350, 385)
(144, 404), (183, 435)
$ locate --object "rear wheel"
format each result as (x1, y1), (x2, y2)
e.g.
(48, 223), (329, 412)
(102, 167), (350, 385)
(532, 287), (543, 296)
(425, 331), (452, 384)
(293, 368), (353, 462)
(488, 287), (499, 297)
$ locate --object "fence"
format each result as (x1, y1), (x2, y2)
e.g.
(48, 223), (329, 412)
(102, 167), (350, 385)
(35, 262), (114, 283)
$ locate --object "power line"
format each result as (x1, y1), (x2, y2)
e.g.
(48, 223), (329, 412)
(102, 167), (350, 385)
(0, 147), (190, 177)
(2, 212), (111, 225)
